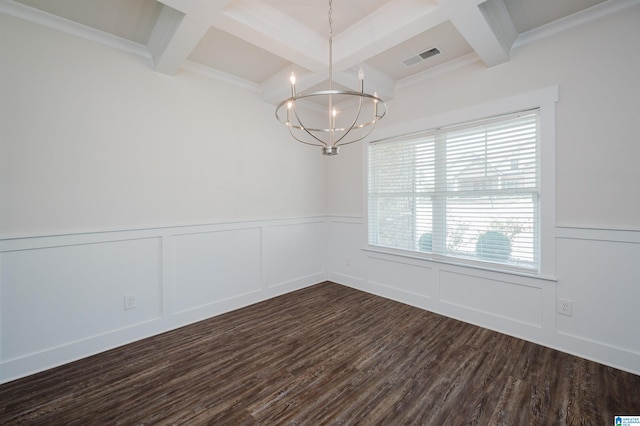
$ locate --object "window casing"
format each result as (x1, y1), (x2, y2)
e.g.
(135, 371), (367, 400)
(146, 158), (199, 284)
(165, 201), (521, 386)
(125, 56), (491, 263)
(368, 109), (542, 272)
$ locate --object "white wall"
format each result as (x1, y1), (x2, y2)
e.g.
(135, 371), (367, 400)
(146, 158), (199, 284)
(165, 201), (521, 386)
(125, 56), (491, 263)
(0, 13), (326, 238)
(327, 3), (640, 374)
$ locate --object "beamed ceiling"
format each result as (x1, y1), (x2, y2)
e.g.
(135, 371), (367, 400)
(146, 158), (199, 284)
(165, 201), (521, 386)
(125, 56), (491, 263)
(0, 0), (626, 104)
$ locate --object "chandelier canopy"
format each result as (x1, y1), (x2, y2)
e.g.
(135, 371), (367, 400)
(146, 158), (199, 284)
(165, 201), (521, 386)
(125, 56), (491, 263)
(275, 0), (387, 156)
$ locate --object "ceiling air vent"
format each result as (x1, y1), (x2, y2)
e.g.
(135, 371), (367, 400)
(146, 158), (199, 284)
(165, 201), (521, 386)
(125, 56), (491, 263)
(402, 47), (441, 67)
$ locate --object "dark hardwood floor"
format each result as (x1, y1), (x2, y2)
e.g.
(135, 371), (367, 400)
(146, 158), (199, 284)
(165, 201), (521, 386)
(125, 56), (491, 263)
(1, 282), (639, 425)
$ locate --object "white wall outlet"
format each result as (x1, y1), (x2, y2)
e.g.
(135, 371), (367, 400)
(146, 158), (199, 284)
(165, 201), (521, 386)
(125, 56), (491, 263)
(124, 294), (136, 310)
(557, 298), (572, 316)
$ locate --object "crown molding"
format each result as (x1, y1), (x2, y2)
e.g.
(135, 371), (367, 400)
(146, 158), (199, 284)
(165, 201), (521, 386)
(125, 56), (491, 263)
(181, 60), (261, 93)
(0, 0), (150, 61)
(512, 0), (638, 50)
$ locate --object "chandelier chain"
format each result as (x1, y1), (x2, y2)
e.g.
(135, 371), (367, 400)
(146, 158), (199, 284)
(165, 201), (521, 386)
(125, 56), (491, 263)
(328, 0), (333, 86)
(328, 0), (333, 41)
(328, 0), (334, 134)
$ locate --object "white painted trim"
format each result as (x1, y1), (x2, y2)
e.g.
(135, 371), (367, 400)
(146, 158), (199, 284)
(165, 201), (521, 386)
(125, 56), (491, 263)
(267, 272), (326, 289)
(512, 0), (638, 50)
(325, 215), (363, 224)
(538, 94), (557, 278)
(371, 85), (559, 142)
(0, 215), (326, 243)
(366, 86), (559, 278)
(363, 247), (556, 286)
(161, 232), (173, 317)
(181, 59), (261, 93)
(171, 288), (263, 316)
(363, 246), (557, 283)
(556, 226), (640, 243)
(0, 0), (151, 62)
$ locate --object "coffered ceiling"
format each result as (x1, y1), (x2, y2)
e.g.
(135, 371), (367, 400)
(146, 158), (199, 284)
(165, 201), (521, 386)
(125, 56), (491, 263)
(1, 0), (619, 104)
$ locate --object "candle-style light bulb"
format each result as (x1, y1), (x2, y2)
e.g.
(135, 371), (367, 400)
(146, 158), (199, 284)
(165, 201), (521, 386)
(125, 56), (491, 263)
(290, 72), (296, 85)
(358, 68), (364, 80)
(373, 92), (379, 119)
(286, 101), (293, 125)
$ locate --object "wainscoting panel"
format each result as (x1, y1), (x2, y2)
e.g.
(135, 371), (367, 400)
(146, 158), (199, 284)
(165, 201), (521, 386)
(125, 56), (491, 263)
(327, 216), (640, 375)
(439, 269), (543, 328)
(172, 228), (262, 315)
(327, 216), (366, 287)
(368, 255), (433, 300)
(3, 218), (639, 383)
(1, 237), (163, 360)
(556, 228), (640, 360)
(0, 217), (327, 384)
(262, 219), (326, 288)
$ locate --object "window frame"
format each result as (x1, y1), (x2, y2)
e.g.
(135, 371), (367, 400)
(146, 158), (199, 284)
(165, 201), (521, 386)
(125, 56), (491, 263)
(364, 87), (558, 279)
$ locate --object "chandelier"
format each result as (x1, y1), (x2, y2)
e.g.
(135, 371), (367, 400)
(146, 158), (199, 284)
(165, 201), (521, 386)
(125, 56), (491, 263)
(275, 0), (387, 156)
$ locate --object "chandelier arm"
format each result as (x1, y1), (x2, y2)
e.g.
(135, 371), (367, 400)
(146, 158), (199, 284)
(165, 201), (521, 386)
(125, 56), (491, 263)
(344, 102), (387, 131)
(277, 91), (385, 128)
(287, 124), (325, 147)
(335, 121), (378, 146)
(339, 97), (388, 132)
(276, 92), (387, 133)
(276, 101), (332, 133)
(292, 106), (328, 147)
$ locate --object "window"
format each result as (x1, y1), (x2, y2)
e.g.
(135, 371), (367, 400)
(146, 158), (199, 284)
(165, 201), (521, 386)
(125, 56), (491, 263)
(368, 109), (541, 271)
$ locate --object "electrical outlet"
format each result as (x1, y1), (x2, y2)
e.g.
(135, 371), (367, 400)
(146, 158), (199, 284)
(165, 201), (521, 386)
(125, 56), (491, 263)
(124, 294), (136, 310)
(557, 298), (572, 316)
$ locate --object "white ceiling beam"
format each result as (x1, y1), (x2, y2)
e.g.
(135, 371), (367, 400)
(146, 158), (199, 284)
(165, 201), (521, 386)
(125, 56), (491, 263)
(262, 0), (444, 105)
(333, 0), (445, 68)
(330, 0), (445, 102)
(478, 0), (518, 55)
(437, 0), (515, 67)
(214, 0), (327, 73)
(216, 0), (334, 104)
(149, 0), (231, 75)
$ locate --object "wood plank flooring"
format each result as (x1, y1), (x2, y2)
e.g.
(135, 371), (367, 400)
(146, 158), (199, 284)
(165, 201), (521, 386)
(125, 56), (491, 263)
(1, 282), (639, 425)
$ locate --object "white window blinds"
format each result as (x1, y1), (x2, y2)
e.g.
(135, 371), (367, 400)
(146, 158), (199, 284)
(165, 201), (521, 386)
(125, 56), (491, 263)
(368, 109), (540, 271)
